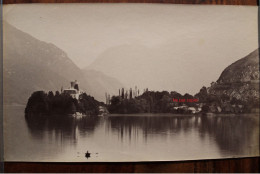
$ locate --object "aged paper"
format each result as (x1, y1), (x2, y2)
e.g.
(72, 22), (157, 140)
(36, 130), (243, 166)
(2, 4), (259, 162)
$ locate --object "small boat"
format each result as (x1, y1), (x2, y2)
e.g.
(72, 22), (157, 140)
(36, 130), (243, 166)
(85, 151), (91, 158)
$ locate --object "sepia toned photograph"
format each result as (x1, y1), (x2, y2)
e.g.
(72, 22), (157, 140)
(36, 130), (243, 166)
(2, 3), (259, 162)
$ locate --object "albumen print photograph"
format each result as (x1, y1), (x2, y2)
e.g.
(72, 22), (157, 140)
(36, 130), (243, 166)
(2, 4), (259, 162)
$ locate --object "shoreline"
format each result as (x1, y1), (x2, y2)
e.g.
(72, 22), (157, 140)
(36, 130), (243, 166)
(4, 105), (259, 118)
(107, 112), (259, 117)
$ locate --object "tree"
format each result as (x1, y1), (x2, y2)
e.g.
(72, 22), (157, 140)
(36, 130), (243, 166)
(110, 96), (121, 106)
(55, 91), (60, 96)
(69, 102), (77, 114)
(201, 105), (210, 113)
(25, 91), (102, 116)
(195, 86), (208, 103)
(48, 91), (54, 98)
(25, 91), (49, 114)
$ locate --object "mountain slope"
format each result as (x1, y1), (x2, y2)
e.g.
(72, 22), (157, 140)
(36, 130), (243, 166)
(217, 49), (259, 84)
(86, 42), (254, 95)
(208, 49), (259, 101)
(3, 21), (82, 104)
(3, 22), (123, 104)
(86, 44), (186, 94)
(83, 69), (124, 101)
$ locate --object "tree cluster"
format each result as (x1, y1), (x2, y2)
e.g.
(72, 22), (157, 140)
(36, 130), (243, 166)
(108, 91), (197, 114)
(195, 86), (259, 113)
(25, 91), (102, 116)
(109, 86), (259, 114)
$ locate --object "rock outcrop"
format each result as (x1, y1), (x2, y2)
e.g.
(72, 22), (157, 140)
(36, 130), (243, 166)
(208, 49), (259, 103)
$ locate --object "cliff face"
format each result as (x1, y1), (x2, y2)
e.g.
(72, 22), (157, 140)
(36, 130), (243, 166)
(208, 49), (259, 102)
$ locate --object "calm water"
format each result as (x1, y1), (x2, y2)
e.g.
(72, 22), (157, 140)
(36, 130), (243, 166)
(4, 106), (259, 162)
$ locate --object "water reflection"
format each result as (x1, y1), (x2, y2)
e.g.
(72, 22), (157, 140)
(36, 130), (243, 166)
(25, 115), (101, 143)
(106, 116), (195, 141)
(107, 115), (258, 155)
(199, 116), (259, 154)
(25, 114), (259, 158)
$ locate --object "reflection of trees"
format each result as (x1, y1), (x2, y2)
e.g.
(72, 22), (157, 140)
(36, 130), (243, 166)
(109, 116), (193, 133)
(108, 116), (194, 141)
(199, 116), (258, 154)
(25, 115), (101, 143)
(77, 117), (101, 136)
(108, 115), (258, 155)
(25, 113), (258, 156)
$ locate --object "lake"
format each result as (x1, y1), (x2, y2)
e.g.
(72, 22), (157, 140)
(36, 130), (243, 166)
(4, 106), (259, 162)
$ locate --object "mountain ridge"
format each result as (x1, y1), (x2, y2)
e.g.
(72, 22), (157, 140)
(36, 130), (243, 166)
(3, 21), (123, 104)
(217, 49), (259, 84)
(207, 48), (259, 102)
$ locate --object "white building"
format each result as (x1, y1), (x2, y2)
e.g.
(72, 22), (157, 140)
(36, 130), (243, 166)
(62, 80), (82, 100)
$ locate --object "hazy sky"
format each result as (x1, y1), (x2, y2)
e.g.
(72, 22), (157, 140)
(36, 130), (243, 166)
(3, 4), (258, 94)
(3, 4), (258, 66)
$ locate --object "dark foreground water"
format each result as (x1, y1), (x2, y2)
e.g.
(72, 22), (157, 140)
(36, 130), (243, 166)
(4, 106), (259, 162)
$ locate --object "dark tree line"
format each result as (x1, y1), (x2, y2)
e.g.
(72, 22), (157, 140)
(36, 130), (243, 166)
(25, 91), (102, 116)
(108, 91), (197, 114)
(108, 87), (258, 114)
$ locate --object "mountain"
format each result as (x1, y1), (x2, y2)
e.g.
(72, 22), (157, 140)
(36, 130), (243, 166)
(86, 42), (256, 96)
(207, 49), (259, 102)
(217, 49), (259, 84)
(82, 69), (124, 101)
(3, 22), (123, 104)
(87, 44), (193, 95)
(86, 44), (155, 90)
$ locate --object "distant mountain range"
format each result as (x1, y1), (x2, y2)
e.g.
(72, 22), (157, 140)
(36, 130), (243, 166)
(3, 22), (123, 104)
(82, 69), (124, 102)
(3, 21), (259, 105)
(85, 42), (256, 96)
(86, 44), (184, 93)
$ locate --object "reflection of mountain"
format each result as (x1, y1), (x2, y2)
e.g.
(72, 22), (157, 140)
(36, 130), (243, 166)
(3, 21), (123, 104)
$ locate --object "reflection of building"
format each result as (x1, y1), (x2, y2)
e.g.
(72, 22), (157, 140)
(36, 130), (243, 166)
(62, 80), (82, 100)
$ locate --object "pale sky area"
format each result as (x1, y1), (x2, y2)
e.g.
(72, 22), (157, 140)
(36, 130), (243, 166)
(3, 4), (258, 94)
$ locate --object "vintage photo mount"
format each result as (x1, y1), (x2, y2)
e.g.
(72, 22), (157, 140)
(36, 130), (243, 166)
(1, 2), (259, 162)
